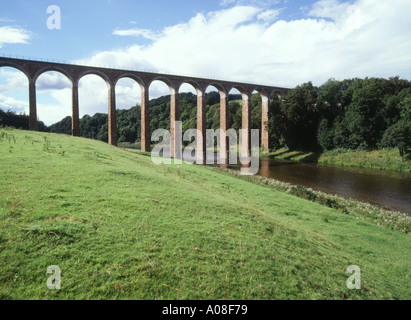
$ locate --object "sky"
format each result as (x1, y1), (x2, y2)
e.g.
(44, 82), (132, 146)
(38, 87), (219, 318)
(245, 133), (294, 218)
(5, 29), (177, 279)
(0, 0), (410, 125)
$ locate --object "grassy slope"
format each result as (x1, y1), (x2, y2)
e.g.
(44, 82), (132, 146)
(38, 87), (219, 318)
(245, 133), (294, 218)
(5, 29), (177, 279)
(0, 128), (410, 300)
(262, 148), (411, 172)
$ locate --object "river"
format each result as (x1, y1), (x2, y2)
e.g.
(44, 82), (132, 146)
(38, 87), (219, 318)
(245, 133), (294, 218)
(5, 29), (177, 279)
(224, 158), (411, 215)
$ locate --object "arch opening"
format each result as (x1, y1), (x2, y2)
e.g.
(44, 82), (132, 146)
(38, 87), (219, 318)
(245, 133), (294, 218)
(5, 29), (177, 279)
(227, 87), (243, 132)
(0, 66), (36, 130)
(148, 79), (173, 134)
(36, 71), (72, 131)
(115, 77), (142, 147)
(78, 71), (111, 88)
(35, 67), (74, 86)
(203, 84), (232, 163)
(78, 74), (110, 142)
(250, 89), (263, 146)
(172, 82), (201, 160)
(178, 82), (198, 136)
(228, 87), (252, 157)
(203, 85), (222, 131)
(146, 80), (173, 153)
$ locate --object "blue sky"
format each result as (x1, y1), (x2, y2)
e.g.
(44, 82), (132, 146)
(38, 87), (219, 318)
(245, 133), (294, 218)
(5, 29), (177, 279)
(0, 0), (410, 125)
(0, 0), (309, 61)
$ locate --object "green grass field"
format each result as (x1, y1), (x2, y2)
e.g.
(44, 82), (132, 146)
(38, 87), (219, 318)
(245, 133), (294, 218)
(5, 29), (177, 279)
(262, 148), (411, 172)
(0, 128), (410, 300)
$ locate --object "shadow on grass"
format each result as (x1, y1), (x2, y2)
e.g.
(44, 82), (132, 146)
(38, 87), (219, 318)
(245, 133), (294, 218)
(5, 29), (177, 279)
(263, 150), (290, 159)
(266, 149), (322, 163)
(282, 151), (305, 160)
(299, 152), (321, 163)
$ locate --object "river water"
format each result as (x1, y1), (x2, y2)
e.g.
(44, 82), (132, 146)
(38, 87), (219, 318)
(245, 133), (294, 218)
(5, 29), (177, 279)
(224, 158), (411, 215)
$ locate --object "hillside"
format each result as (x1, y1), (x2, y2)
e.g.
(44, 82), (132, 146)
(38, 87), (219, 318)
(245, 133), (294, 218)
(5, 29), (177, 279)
(0, 128), (410, 299)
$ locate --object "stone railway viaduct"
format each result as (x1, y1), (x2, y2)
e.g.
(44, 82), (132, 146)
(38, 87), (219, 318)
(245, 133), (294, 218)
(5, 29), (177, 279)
(0, 57), (289, 162)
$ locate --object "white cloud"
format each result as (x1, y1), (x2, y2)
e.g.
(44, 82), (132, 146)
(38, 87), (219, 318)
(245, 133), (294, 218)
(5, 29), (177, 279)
(96, 0), (410, 129)
(0, 69), (28, 93)
(91, 1), (411, 87)
(0, 93), (28, 114)
(0, 18), (14, 23)
(309, 0), (351, 21)
(36, 72), (71, 91)
(0, 26), (31, 48)
(220, 0), (281, 7)
(37, 101), (71, 125)
(113, 28), (160, 40)
(220, 0), (236, 6)
(0, 69), (29, 118)
(257, 9), (281, 22)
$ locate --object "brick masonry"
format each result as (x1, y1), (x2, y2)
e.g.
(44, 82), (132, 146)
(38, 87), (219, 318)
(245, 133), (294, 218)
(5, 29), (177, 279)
(0, 57), (289, 156)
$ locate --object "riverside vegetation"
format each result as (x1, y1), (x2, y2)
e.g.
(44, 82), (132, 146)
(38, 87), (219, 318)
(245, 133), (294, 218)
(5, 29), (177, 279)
(262, 147), (411, 172)
(0, 128), (410, 299)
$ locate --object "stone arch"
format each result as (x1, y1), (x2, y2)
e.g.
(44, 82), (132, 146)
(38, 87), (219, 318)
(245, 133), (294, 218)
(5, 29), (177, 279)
(0, 62), (30, 80)
(149, 76), (177, 95)
(227, 85), (250, 99)
(206, 82), (227, 95)
(33, 66), (74, 86)
(204, 83), (228, 107)
(270, 88), (288, 98)
(114, 73), (145, 91)
(77, 69), (112, 88)
(177, 79), (202, 94)
(114, 75), (144, 106)
(251, 87), (269, 100)
(177, 81), (199, 121)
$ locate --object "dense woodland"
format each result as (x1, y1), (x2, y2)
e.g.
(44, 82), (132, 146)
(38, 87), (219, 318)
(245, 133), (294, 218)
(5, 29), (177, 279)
(1, 77), (410, 157)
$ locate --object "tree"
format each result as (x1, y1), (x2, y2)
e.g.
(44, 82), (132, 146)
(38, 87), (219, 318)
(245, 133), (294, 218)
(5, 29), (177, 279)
(317, 118), (334, 151)
(266, 95), (285, 150)
(380, 89), (411, 160)
(0, 108), (47, 132)
(342, 80), (385, 149)
(381, 122), (411, 161)
(281, 82), (319, 150)
(49, 116), (72, 135)
(316, 79), (343, 122)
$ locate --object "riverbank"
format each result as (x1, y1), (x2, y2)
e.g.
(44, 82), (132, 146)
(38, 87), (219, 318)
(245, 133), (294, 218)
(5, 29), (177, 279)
(1, 128), (410, 299)
(213, 167), (411, 234)
(261, 148), (411, 172)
